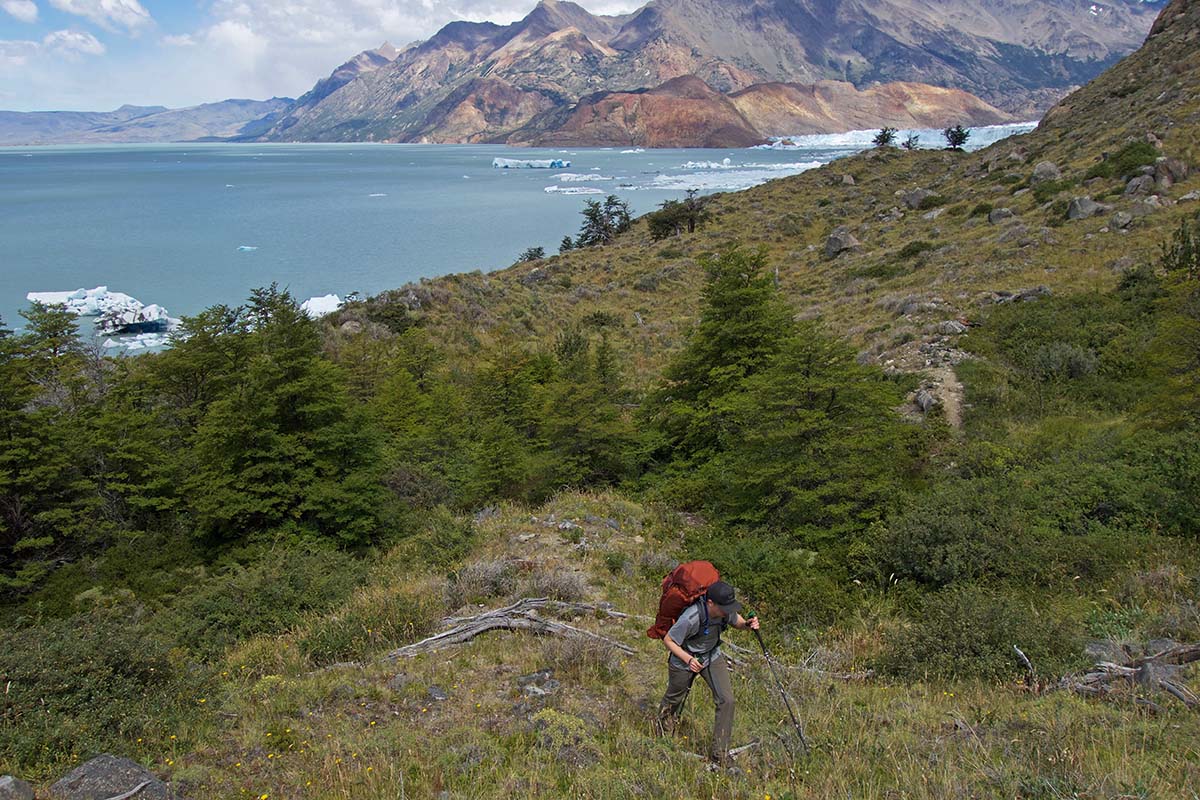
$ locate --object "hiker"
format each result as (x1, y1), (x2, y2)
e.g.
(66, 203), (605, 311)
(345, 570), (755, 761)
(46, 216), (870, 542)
(658, 580), (759, 764)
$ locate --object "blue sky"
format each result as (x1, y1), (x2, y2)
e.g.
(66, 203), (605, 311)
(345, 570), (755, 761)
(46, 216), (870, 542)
(0, 0), (643, 111)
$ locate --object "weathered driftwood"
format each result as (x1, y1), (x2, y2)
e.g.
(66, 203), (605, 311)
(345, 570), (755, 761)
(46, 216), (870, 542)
(384, 597), (636, 660)
(1054, 642), (1200, 707)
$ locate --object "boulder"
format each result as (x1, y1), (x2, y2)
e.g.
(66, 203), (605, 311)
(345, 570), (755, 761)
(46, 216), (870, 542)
(915, 390), (939, 413)
(1155, 158), (1189, 187)
(428, 685), (449, 702)
(1125, 174), (1156, 196)
(841, 174), (856, 186)
(1031, 161), (1061, 184)
(824, 226), (861, 258)
(902, 188), (934, 209)
(938, 320), (969, 335)
(922, 207), (945, 221)
(49, 755), (172, 800)
(1131, 198), (1162, 218)
(0, 777), (34, 800)
(987, 208), (1015, 224)
(1109, 211), (1133, 230)
(339, 320), (363, 334)
(1067, 197), (1108, 220)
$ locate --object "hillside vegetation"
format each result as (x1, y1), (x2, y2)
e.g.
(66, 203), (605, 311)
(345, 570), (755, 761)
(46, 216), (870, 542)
(2, 1), (1200, 798)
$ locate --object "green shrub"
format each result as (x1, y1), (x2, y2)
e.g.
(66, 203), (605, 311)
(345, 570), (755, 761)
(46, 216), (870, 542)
(917, 194), (947, 210)
(1032, 179), (1075, 204)
(878, 585), (1085, 680)
(1085, 140), (1159, 180)
(157, 547), (363, 658)
(898, 240), (937, 259)
(0, 610), (197, 777)
(298, 579), (443, 665)
(969, 202), (994, 218)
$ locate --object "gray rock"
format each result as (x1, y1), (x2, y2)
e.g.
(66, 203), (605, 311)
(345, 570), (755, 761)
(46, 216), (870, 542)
(0, 777), (34, 800)
(1181, 190), (1200, 202)
(49, 755), (171, 800)
(902, 188), (934, 209)
(824, 226), (861, 258)
(339, 319), (362, 334)
(386, 673), (411, 692)
(922, 207), (945, 221)
(1084, 640), (1130, 664)
(1131, 198), (1162, 218)
(1125, 175), (1156, 196)
(1067, 197), (1108, 220)
(938, 320), (969, 335)
(987, 208), (1015, 224)
(915, 390), (939, 413)
(517, 669), (555, 688)
(1137, 165), (1157, 177)
(1155, 158), (1188, 189)
(1031, 161), (1061, 184)
(428, 685), (449, 702)
(1109, 211), (1133, 230)
(841, 173), (856, 186)
(877, 206), (904, 222)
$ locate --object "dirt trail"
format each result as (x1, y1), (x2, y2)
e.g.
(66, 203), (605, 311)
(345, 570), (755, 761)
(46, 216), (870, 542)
(929, 366), (964, 428)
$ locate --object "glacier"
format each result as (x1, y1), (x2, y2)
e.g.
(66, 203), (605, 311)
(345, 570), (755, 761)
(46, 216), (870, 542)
(493, 158), (571, 169)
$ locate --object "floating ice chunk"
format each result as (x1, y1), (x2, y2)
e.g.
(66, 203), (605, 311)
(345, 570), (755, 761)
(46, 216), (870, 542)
(27, 286), (139, 317)
(620, 148), (645, 154)
(492, 157), (571, 169)
(237, 245), (258, 252)
(554, 173), (615, 182)
(301, 294), (342, 318)
(543, 186), (605, 195)
(103, 338), (121, 348)
(368, 193), (387, 197)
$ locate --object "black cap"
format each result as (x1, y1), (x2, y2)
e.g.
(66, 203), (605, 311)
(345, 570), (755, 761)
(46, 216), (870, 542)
(706, 581), (742, 617)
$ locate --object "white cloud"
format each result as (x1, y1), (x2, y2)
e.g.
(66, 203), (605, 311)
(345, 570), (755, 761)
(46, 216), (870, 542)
(48, 0), (152, 32)
(0, 38), (38, 67)
(42, 28), (105, 57)
(1, 0), (39, 23)
(161, 33), (196, 47)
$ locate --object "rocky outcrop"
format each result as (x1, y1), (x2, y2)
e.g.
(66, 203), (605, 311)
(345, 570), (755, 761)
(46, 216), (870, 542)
(507, 76), (764, 147)
(0, 777), (34, 800)
(49, 755), (173, 800)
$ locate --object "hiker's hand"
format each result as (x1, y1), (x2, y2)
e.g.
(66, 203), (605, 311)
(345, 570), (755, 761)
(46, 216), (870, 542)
(748, 616), (760, 631)
(688, 656), (704, 673)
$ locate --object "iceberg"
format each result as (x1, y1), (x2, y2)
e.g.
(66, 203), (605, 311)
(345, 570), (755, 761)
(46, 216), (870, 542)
(492, 157), (571, 169)
(237, 245), (258, 252)
(27, 286), (181, 339)
(301, 294), (342, 318)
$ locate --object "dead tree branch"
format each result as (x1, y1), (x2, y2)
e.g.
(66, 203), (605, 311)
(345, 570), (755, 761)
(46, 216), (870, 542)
(384, 597), (637, 660)
(1054, 642), (1200, 708)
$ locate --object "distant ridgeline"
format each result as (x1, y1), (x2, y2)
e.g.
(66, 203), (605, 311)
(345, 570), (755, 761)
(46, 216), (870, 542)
(0, 0), (1163, 147)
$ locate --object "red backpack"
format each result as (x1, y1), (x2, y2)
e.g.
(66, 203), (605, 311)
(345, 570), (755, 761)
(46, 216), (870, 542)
(646, 560), (720, 639)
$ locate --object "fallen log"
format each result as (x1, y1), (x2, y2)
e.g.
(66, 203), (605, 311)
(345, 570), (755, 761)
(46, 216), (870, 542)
(384, 597), (637, 660)
(1051, 641), (1200, 708)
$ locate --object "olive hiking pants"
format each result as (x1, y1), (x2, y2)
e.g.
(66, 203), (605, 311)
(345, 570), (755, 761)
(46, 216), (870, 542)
(658, 654), (734, 761)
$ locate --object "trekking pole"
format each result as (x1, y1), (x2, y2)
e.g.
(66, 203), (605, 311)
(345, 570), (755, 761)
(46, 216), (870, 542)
(746, 611), (810, 757)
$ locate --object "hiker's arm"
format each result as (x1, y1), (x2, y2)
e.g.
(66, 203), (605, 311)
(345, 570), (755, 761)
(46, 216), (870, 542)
(731, 613), (760, 631)
(664, 634), (704, 672)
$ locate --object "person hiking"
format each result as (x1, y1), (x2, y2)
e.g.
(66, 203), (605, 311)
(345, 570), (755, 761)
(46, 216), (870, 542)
(658, 580), (760, 765)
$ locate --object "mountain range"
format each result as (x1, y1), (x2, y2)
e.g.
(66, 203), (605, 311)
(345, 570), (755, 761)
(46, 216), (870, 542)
(0, 0), (1165, 147)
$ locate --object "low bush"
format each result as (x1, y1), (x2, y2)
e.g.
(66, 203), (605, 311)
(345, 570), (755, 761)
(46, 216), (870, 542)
(1085, 140), (1159, 180)
(898, 240), (937, 259)
(1032, 178), (1075, 204)
(877, 585), (1085, 680)
(445, 559), (517, 607)
(158, 547), (363, 658)
(299, 578), (443, 665)
(519, 568), (588, 602)
(0, 610), (197, 778)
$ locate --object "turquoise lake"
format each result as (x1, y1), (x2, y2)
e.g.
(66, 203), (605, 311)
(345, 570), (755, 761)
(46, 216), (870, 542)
(0, 124), (1034, 331)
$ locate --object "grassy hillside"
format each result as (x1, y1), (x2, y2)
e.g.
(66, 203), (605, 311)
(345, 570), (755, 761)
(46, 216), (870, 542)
(3, 2), (1199, 798)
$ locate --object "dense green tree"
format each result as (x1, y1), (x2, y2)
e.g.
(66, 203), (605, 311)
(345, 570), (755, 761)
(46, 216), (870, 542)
(943, 125), (971, 150)
(647, 190), (713, 240)
(645, 248), (793, 471)
(576, 195), (632, 247)
(182, 287), (385, 545)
